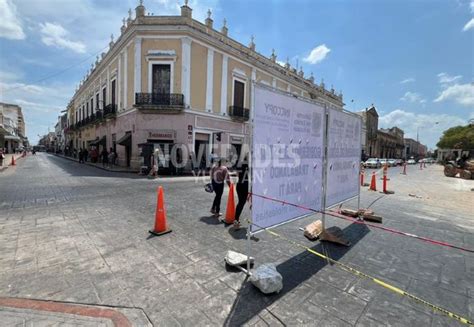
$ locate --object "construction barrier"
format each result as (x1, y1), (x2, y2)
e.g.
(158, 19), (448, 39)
(252, 220), (473, 326)
(250, 193), (474, 253)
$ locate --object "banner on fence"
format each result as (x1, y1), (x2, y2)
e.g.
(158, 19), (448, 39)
(251, 85), (325, 232)
(325, 108), (362, 207)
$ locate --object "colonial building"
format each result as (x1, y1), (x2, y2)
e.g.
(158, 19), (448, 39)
(376, 127), (404, 159)
(65, 1), (344, 169)
(357, 105), (378, 159)
(357, 106), (406, 159)
(404, 138), (427, 159)
(0, 102), (27, 153)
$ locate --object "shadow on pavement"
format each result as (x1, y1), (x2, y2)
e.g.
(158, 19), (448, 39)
(228, 227), (260, 242)
(45, 154), (142, 179)
(223, 222), (370, 326)
(199, 215), (224, 225)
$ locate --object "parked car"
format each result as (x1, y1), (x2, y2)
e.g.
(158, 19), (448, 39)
(364, 158), (381, 168)
(395, 159), (403, 166)
(407, 159), (416, 165)
(379, 158), (388, 167)
(387, 159), (396, 167)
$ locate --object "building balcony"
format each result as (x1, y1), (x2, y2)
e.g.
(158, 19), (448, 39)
(104, 104), (117, 117)
(229, 106), (250, 121)
(135, 93), (184, 113)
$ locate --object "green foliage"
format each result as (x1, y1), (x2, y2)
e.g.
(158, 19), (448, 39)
(437, 124), (474, 149)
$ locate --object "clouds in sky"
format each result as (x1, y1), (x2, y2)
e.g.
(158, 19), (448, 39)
(379, 109), (466, 147)
(434, 83), (474, 107)
(39, 22), (86, 54)
(400, 78), (415, 84)
(433, 73), (473, 107)
(400, 91), (426, 104)
(463, 18), (474, 31)
(0, 0), (25, 40)
(303, 44), (331, 64)
(437, 72), (462, 85)
(463, 1), (474, 31)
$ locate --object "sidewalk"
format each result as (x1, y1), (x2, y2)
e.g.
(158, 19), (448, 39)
(0, 153), (24, 172)
(54, 153), (140, 173)
(0, 297), (152, 327)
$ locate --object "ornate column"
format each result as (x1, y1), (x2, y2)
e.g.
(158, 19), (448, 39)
(220, 54), (228, 115)
(181, 37), (192, 107)
(134, 37), (142, 102)
(205, 48), (214, 112)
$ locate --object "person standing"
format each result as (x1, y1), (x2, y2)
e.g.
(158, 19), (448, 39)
(101, 148), (109, 168)
(234, 157), (249, 229)
(210, 158), (230, 217)
(83, 148), (89, 162)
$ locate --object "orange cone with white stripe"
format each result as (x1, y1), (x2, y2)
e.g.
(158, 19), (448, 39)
(10, 156), (15, 166)
(149, 186), (172, 236)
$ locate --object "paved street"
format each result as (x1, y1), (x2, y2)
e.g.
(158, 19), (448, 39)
(0, 153), (473, 326)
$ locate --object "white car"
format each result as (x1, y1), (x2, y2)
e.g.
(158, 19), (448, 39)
(387, 159), (396, 167)
(379, 158), (388, 167)
(364, 158), (381, 168)
(407, 159), (416, 165)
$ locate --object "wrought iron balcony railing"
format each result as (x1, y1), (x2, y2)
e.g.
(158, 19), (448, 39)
(104, 104), (117, 117)
(135, 93), (185, 108)
(229, 106), (250, 121)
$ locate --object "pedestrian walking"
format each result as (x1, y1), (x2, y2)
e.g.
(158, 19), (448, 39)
(90, 147), (98, 163)
(78, 148), (84, 163)
(0, 149), (5, 166)
(108, 148), (116, 166)
(101, 148), (109, 168)
(210, 158), (230, 217)
(83, 148), (89, 162)
(234, 156), (249, 229)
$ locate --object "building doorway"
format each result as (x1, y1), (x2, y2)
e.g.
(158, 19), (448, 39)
(194, 132), (210, 170)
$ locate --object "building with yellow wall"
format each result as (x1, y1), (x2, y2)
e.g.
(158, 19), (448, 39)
(66, 1), (344, 169)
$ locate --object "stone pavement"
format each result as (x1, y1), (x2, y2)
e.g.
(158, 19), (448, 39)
(0, 153), (473, 326)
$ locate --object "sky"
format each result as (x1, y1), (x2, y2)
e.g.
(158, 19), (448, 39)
(0, 0), (473, 148)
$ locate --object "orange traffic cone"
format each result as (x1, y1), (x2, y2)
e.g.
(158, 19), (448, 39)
(149, 186), (172, 236)
(369, 172), (376, 191)
(225, 183), (236, 224)
(10, 156), (15, 166)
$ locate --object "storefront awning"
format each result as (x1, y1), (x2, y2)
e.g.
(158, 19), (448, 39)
(118, 133), (131, 146)
(4, 135), (21, 141)
(89, 136), (106, 146)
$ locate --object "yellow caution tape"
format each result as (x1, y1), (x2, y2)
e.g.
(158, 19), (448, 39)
(261, 227), (473, 325)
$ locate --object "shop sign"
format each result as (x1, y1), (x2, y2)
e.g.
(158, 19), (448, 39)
(147, 130), (176, 140)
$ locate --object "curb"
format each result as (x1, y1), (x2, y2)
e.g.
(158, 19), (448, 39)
(53, 154), (139, 174)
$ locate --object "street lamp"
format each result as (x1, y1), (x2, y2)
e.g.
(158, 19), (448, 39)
(417, 122), (439, 143)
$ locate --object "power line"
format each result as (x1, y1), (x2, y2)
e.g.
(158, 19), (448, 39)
(0, 44), (110, 95)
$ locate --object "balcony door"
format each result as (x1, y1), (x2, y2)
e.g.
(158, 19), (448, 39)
(152, 64), (171, 95)
(233, 80), (245, 108)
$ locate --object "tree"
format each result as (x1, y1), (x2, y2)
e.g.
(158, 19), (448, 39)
(436, 124), (474, 149)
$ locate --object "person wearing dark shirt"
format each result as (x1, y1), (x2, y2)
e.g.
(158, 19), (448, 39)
(234, 157), (249, 229)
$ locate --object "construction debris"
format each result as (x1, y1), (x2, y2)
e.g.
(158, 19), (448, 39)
(320, 226), (351, 246)
(303, 220), (323, 240)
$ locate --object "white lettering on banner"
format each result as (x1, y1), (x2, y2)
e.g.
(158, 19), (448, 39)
(251, 86), (325, 233)
(325, 109), (362, 207)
